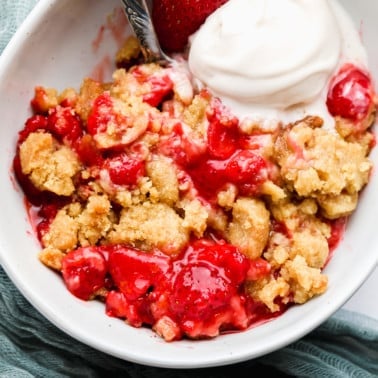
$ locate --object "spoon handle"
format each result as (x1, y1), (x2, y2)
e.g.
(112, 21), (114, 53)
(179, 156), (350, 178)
(121, 0), (171, 64)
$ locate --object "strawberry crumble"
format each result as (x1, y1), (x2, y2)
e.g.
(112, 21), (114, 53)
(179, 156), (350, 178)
(13, 3), (377, 341)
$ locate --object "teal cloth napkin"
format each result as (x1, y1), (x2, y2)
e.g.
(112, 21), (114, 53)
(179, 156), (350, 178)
(1, 1), (377, 377)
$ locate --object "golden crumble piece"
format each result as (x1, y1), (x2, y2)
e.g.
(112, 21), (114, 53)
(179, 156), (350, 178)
(75, 78), (105, 122)
(38, 247), (66, 271)
(182, 93), (209, 136)
(136, 131), (160, 152)
(58, 87), (78, 106)
(114, 190), (133, 208)
(19, 132), (80, 196)
(263, 233), (291, 268)
(271, 198), (318, 225)
(136, 177), (159, 203)
(77, 195), (113, 246)
(270, 198), (330, 241)
(336, 116), (375, 154)
(146, 157), (179, 206)
(111, 177), (158, 208)
(335, 106), (376, 143)
(107, 202), (189, 256)
(180, 199), (209, 237)
(115, 35), (142, 68)
(266, 198), (330, 271)
(317, 192), (358, 219)
(248, 277), (290, 313)
(76, 179), (105, 202)
(290, 228), (329, 269)
(41, 195), (114, 254)
(281, 255), (328, 304)
(32, 86), (59, 113)
(111, 68), (142, 98)
(217, 184), (238, 209)
(41, 204), (81, 252)
(226, 198), (270, 259)
(112, 65), (166, 101)
(248, 253), (328, 311)
(275, 118), (372, 218)
(260, 181), (286, 203)
(207, 207), (229, 233)
(153, 316), (180, 342)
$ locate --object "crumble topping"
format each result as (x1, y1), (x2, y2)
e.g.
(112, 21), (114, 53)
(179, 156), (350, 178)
(19, 132), (80, 196)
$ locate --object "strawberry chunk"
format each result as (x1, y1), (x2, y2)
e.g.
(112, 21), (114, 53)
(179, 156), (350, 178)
(152, 0), (229, 52)
(106, 291), (153, 327)
(326, 64), (374, 121)
(188, 149), (268, 199)
(246, 258), (271, 281)
(62, 247), (108, 300)
(74, 134), (104, 167)
(170, 263), (233, 321)
(107, 246), (171, 301)
(158, 123), (207, 167)
(187, 240), (250, 283)
(87, 92), (114, 137)
(106, 246), (171, 326)
(170, 240), (250, 332)
(106, 291), (129, 318)
(225, 150), (267, 184)
(132, 66), (174, 107)
(142, 74), (173, 107)
(102, 153), (145, 187)
(17, 115), (48, 145)
(30, 86), (58, 114)
(47, 106), (83, 145)
(207, 98), (239, 159)
(187, 157), (228, 198)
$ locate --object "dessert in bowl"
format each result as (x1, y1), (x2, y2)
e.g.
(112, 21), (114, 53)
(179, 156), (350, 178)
(0, 0), (377, 368)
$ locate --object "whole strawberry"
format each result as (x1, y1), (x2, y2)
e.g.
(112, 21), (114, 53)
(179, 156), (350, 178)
(152, 0), (229, 52)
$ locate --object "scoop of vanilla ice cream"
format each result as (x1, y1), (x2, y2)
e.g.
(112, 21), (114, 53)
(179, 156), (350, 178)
(188, 0), (368, 126)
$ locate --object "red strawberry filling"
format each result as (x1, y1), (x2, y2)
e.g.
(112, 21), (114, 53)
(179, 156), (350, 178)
(326, 64), (374, 122)
(183, 149), (268, 201)
(62, 247), (108, 300)
(62, 241), (274, 340)
(131, 66), (174, 107)
(102, 153), (145, 187)
(206, 97), (240, 159)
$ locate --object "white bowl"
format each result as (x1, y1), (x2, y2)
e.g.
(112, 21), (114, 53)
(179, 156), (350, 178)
(0, 0), (377, 369)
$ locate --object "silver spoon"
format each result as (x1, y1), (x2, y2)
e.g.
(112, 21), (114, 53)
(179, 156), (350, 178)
(120, 0), (173, 65)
